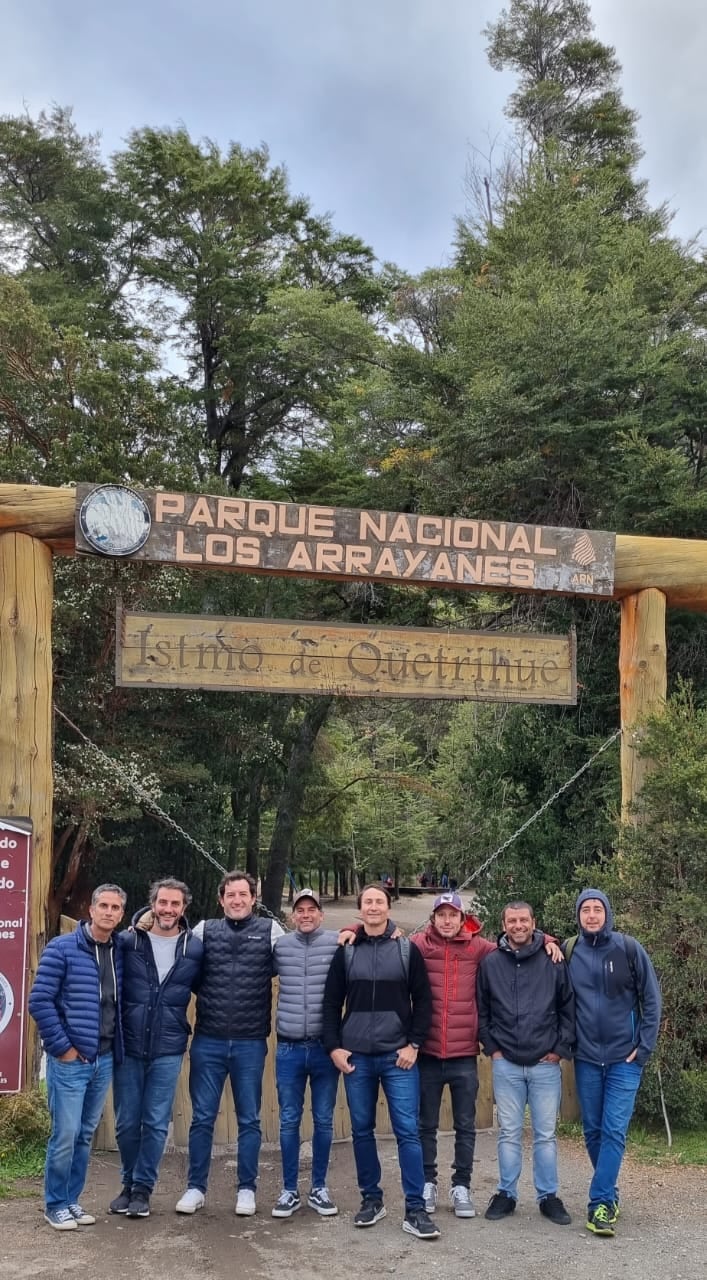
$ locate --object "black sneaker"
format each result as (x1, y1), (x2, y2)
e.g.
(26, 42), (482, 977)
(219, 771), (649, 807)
(354, 1199), (386, 1227)
(586, 1204), (615, 1237)
(485, 1191), (516, 1220)
(539, 1194), (571, 1225)
(109, 1185), (132, 1214)
(127, 1188), (151, 1218)
(402, 1208), (441, 1239)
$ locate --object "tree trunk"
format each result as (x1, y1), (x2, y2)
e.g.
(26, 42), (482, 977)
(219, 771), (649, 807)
(245, 765), (265, 881)
(260, 697), (333, 916)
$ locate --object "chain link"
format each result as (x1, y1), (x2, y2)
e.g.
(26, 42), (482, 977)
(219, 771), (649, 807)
(55, 705), (621, 930)
(53, 705), (284, 924)
(411, 726), (622, 932)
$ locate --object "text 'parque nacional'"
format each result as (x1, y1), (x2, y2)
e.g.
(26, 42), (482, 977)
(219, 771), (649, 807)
(76, 485), (616, 598)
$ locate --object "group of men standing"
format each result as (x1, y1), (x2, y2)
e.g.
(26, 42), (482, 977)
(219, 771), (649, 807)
(28, 873), (660, 1243)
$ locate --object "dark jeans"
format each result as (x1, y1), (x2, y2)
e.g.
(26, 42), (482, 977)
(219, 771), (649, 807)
(187, 1034), (267, 1193)
(343, 1050), (425, 1212)
(418, 1053), (478, 1188)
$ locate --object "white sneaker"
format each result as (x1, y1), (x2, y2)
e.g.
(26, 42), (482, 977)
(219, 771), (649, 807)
(236, 1188), (256, 1216)
(176, 1188), (205, 1214)
(450, 1185), (476, 1218)
(423, 1181), (438, 1213)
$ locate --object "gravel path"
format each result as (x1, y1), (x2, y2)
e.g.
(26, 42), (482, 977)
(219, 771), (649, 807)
(1, 1129), (705, 1280)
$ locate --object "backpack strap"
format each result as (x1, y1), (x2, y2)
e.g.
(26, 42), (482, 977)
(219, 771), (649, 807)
(343, 934), (411, 976)
(562, 934), (578, 963)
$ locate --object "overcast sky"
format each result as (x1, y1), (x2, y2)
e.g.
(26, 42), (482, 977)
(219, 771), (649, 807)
(3, 1), (705, 271)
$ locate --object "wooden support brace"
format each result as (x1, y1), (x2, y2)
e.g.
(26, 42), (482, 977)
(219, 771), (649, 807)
(619, 588), (667, 823)
(0, 532), (54, 1083)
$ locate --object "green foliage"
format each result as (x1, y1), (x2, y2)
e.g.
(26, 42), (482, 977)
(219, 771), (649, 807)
(0, 1090), (50, 1162)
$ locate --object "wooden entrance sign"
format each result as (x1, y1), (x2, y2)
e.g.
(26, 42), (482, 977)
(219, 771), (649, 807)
(116, 607), (577, 704)
(76, 484), (616, 599)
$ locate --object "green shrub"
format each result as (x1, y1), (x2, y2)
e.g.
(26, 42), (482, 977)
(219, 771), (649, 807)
(0, 1089), (50, 1156)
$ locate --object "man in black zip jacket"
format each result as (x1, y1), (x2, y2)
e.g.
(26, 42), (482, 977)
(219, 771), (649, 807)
(110, 878), (202, 1219)
(477, 900), (575, 1227)
(321, 882), (439, 1241)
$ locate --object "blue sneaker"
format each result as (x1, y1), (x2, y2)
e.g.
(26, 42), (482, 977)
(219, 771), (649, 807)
(44, 1208), (78, 1230)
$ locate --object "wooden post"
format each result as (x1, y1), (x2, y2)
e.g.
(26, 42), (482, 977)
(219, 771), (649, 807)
(619, 588), (667, 823)
(0, 532), (54, 1084)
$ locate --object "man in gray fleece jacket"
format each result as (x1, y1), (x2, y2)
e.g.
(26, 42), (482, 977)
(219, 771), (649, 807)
(271, 888), (341, 1219)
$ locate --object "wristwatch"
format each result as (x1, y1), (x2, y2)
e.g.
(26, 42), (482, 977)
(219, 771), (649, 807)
(410, 1042), (420, 1050)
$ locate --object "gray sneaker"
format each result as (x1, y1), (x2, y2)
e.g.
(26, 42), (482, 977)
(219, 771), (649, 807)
(423, 1181), (438, 1213)
(450, 1186), (476, 1218)
(68, 1203), (96, 1225)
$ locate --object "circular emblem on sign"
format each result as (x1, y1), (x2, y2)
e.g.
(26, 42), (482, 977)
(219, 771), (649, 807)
(79, 485), (151, 557)
(0, 971), (13, 1036)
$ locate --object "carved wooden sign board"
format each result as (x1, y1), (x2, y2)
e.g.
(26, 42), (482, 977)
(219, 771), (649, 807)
(76, 484), (616, 598)
(116, 607), (577, 705)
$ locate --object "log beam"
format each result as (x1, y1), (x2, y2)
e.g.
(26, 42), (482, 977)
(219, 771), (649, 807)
(0, 484), (706, 607)
(0, 532), (54, 1083)
(619, 588), (667, 823)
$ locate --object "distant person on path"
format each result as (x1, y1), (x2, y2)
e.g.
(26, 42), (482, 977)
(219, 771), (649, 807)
(175, 870), (284, 1217)
(565, 889), (661, 1238)
(110, 878), (202, 1219)
(322, 883), (440, 1240)
(477, 900), (575, 1227)
(270, 888), (342, 1219)
(28, 884), (126, 1231)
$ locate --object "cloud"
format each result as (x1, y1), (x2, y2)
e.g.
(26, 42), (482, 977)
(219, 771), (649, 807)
(1, 1), (704, 268)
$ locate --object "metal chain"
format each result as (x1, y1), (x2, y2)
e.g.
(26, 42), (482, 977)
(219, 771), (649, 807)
(457, 726), (622, 893)
(410, 725), (622, 932)
(55, 705), (621, 928)
(53, 705), (284, 924)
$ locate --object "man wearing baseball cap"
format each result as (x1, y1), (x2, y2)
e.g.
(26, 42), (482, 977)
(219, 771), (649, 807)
(270, 889), (342, 1219)
(411, 892), (495, 1218)
(412, 891), (563, 1219)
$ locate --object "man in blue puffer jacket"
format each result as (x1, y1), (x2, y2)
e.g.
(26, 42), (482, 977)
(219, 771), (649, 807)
(110, 878), (203, 1220)
(565, 888), (661, 1238)
(28, 883), (126, 1231)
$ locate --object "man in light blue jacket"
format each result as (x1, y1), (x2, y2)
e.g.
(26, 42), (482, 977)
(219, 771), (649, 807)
(271, 888), (341, 1219)
(565, 889), (661, 1238)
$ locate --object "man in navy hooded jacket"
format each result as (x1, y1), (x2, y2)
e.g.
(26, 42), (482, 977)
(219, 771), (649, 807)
(565, 889), (661, 1238)
(110, 877), (202, 1219)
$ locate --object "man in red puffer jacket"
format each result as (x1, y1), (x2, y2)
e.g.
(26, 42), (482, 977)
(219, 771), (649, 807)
(411, 892), (495, 1220)
(412, 892), (561, 1219)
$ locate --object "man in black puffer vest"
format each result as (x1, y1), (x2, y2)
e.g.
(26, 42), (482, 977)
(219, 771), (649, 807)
(175, 871), (284, 1218)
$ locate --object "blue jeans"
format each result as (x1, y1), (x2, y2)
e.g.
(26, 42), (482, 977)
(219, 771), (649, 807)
(113, 1052), (184, 1191)
(276, 1040), (340, 1190)
(343, 1051), (425, 1212)
(187, 1034), (267, 1193)
(44, 1051), (113, 1211)
(492, 1058), (562, 1201)
(574, 1057), (643, 1210)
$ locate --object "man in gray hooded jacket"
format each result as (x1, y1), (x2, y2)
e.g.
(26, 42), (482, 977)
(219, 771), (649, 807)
(270, 888), (341, 1219)
(564, 889), (661, 1238)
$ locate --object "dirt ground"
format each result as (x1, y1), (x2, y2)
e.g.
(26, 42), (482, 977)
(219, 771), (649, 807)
(1, 1130), (705, 1280)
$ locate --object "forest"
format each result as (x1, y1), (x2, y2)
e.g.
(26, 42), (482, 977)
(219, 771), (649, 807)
(0, 1), (705, 1122)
